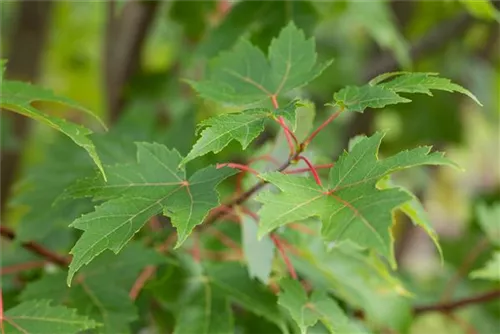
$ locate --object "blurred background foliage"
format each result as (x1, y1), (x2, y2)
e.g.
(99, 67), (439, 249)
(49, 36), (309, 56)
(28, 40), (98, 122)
(1, 1), (499, 333)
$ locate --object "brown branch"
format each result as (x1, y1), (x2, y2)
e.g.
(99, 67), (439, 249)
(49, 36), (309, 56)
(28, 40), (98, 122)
(1, 0), (53, 218)
(104, 0), (159, 123)
(0, 261), (47, 276)
(0, 226), (70, 268)
(441, 237), (490, 302)
(202, 148), (302, 227)
(414, 289), (500, 315)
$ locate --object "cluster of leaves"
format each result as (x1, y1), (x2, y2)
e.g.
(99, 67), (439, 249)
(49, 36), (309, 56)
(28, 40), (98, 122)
(1, 7), (496, 334)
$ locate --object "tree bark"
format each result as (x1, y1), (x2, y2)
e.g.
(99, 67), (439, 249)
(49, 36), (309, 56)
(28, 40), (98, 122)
(104, 0), (160, 123)
(1, 1), (54, 218)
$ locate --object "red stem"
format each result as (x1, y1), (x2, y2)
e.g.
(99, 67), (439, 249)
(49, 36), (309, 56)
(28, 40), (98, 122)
(129, 265), (156, 300)
(285, 163), (334, 175)
(207, 229), (241, 252)
(271, 234), (298, 279)
(241, 207), (298, 280)
(276, 116), (297, 155)
(0, 226), (70, 267)
(297, 156), (322, 186)
(1, 261), (46, 275)
(239, 206), (259, 221)
(192, 232), (201, 263)
(271, 95), (279, 109)
(303, 107), (343, 146)
(217, 163), (260, 175)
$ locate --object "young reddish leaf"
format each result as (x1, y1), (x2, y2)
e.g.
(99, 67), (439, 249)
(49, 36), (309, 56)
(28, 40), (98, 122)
(257, 132), (458, 266)
(66, 143), (235, 285)
(189, 22), (332, 105)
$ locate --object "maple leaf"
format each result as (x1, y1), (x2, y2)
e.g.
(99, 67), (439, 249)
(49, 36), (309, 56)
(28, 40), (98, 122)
(66, 142), (235, 285)
(2, 300), (99, 334)
(256, 132), (457, 266)
(470, 251), (500, 281)
(172, 257), (234, 334)
(181, 102), (296, 164)
(278, 278), (366, 334)
(334, 72), (481, 112)
(189, 22), (332, 105)
(0, 79), (107, 180)
(20, 242), (164, 333)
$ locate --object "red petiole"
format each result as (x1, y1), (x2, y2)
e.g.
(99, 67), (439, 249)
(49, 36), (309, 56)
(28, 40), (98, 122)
(297, 156), (322, 186)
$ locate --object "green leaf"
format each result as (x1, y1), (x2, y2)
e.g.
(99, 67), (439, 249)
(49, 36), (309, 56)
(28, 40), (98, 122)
(206, 262), (287, 332)
(196, 0), (269, 58)
(257, 132), (457, 266)
(20, 274), (137, 334)
(3, 300), (99, 334)
(470, 251), (500, 281)
(459, 0), (500, 22)
(291, 240), (410, 330)
(197, 1), (318, 58)
(293, 100), (316, 142)
(476, 202), (500, 246)
(334, 72), (481, 112)
(377, 176), (443, 262)
(66, 143), (235, 285)
(181, 103), (296, 164)
(20, 242), (162, 333)
(170, 0), (216, 41)
(173, 260), (234, 334)
(241, 212), (274, 284)
(0, 80), (107, 180)
(11, 135), (95, 242)
(334, 85), (411, 112)
(190, 22), (332, 105)
(379, 72), (482, 105)
(278, 278), (364, 334)
(348, 0), (410, 68)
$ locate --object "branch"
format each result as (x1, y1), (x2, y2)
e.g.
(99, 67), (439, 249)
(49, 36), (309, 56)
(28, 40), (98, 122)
(414, 289), (500, 315)
(104, 0), (159, 122)
(0, 226), (69, 268)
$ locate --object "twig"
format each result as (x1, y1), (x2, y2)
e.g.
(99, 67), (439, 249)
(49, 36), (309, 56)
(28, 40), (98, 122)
(0, 261), (47, 275)
(207, 228), (241, 252)
(270, 234), (298, 279)
(0, 226), (70, 267)
(285, 163), (334, 175)
(303, 107), (343, 147)
(441, 237), (490, 302)
(129, 265), (156, 300)
(276, 116), (297, 156)
(217, 163), (260, 175)
(297, 156), (322, 186)
(445, 313), (478, 334)
(414, 289), (500, 315)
